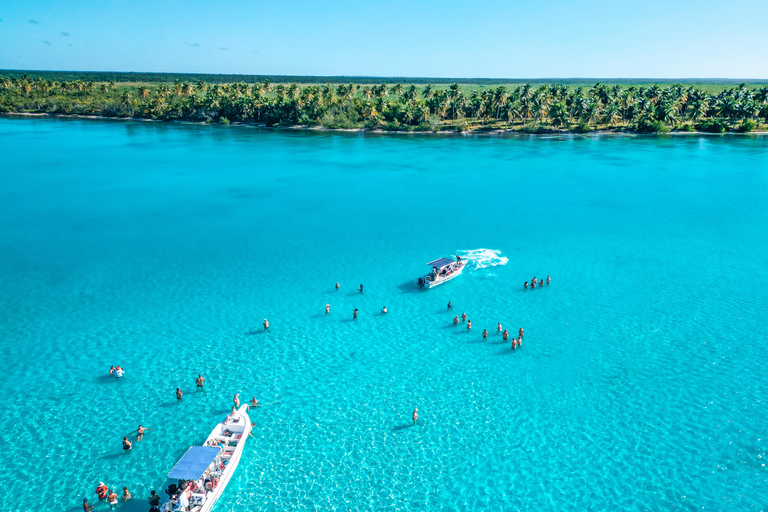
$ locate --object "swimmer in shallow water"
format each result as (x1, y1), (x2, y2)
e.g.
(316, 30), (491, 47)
(353, 308), (358, 320)
(461, 312), (467, 322)
(466, 320), (471, 330)
(263, 319), (269, 329)
(502, 329), (509, 341)
(195, 374), (205, 390)
(482, 329), (488, 340)
(250, 397), (259, 407)
(381, 306), (387, 313)
(233, 394), (240, 407)
(335, 282), (340, 289)
(447, 301), (453, 310)
(326, 304), (330, 314)
(518, 336), (523, 347)
(512, 338), (517, 349)
(412, 408), (419, 424)
(122, 437), (132, 451)
(453, 315), (459, 324)
(359, 284), (364, 293)
(546, 275), (551, 285)
(497, 323), (502, 332)
(176, 388), (183, 401)
(518, 327), (524, 339)
(524, 281), (529, 289)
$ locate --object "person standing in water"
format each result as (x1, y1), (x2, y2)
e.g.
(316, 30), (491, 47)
(137, 425), (145, 441)
(524, 281), (529, 289)
(381, 306), (388, 314)
(122, 437), (132, 451)
(461, 312), (467, 322)
(518, 336), (523, 347)
(518, 327), (524, 339)
(502, 329), (509, 341)
(263, 318), (269, 330)
(233, 394), (240, 408)
(511, 338), (517, 349)
(412, 408), (419, 424)
(195, 374), (205, 390)
(466, 320), (472, 330)
(453, 315), (459, 324)
(353, 308), (358, 320)
(482, 329), (488, 340)
(546, 275), (551, 285)
(359, 284), (364, 293)
(335, 282), (340, 289)
(326, 304), (330, 314)
(447, 301), (453, 310)
(176, 388), (183, 401)
(249, 397), (259, 407)
(497, 323), (502, 332)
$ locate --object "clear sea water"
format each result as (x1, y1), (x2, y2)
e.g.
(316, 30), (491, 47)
(1, 117), (767, 511)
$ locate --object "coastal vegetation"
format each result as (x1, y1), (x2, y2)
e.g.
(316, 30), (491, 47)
(2, 73), (767, 133)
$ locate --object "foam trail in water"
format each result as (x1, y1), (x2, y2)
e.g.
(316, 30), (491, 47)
(456, 249), (508, 270)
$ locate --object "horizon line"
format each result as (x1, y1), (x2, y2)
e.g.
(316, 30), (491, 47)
(1, 69), (767, 83)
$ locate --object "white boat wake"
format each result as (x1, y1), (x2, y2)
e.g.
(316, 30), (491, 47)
(456, 249), (508, 271)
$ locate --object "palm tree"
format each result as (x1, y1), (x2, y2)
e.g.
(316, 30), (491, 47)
(447, 83), (461, 120)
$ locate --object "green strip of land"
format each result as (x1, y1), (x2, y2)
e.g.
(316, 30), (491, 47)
(2, 71), (767, 134)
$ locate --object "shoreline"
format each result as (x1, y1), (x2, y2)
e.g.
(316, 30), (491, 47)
(3, 112), (768, 137)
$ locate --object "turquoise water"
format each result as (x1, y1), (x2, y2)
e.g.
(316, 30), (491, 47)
(1, 118), (767, 511)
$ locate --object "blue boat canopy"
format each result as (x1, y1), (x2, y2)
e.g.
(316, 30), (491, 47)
(427, 258), (455, 268)
(167, 446), (220, 480)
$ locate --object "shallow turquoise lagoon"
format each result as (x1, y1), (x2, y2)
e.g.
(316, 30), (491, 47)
(1, 118), (767, 511)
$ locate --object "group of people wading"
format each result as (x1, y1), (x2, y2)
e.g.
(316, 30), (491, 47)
(524, 275), (550, 289)
(449, 302), (525, 350)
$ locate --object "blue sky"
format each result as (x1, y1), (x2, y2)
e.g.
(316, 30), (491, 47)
(1, 0), (766, 78)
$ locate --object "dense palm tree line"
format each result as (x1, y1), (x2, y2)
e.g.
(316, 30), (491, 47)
(2, 74), (767, 133)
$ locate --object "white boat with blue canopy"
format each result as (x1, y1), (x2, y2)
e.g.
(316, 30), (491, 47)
(418, 257), (465, 289)
(158, 404), (251, 512)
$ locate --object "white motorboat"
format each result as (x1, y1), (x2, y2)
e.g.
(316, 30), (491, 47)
(161, 404), (251, 512)
(417, 257), (466, 289)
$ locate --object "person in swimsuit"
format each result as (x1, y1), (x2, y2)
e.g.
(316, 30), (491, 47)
(381, 306), (387, 313)
(546, 275), (551, 285)
(195, 374), (205, 390)
(359, 284), (364, 293)
(335, 282), (340, 289)
(107, 490), (119, 511)
(461, 312), (467, 322)
(176, 388), (183, 401)
(466, 320), (472, 330)
(353, 308), (358, 320)
(532, 277), (537, 286)
(518, 327), (524, 339)
(326, 304), (330, 314)
(122, 437), (132, 451)
(447, 301), (453, 310)
(453, 316), (459, 324)
(109, 366), (116, 376)
(524, 281), (528, 289)
(122, 487), (131, 501)
(412, 408), (419, 424)
(512, 338), (517, 349)
(497, 323), (502, 332)
(83, 498), (94, 512)
(234, 394), (240, 407)
(502, 329), (509, 341)
(518, 336), (523, 347)
(482, 329), (488, 340)
(263, 318), (269, 329)
(137, 425), (145, 441)
(250, 397), (259, 407)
